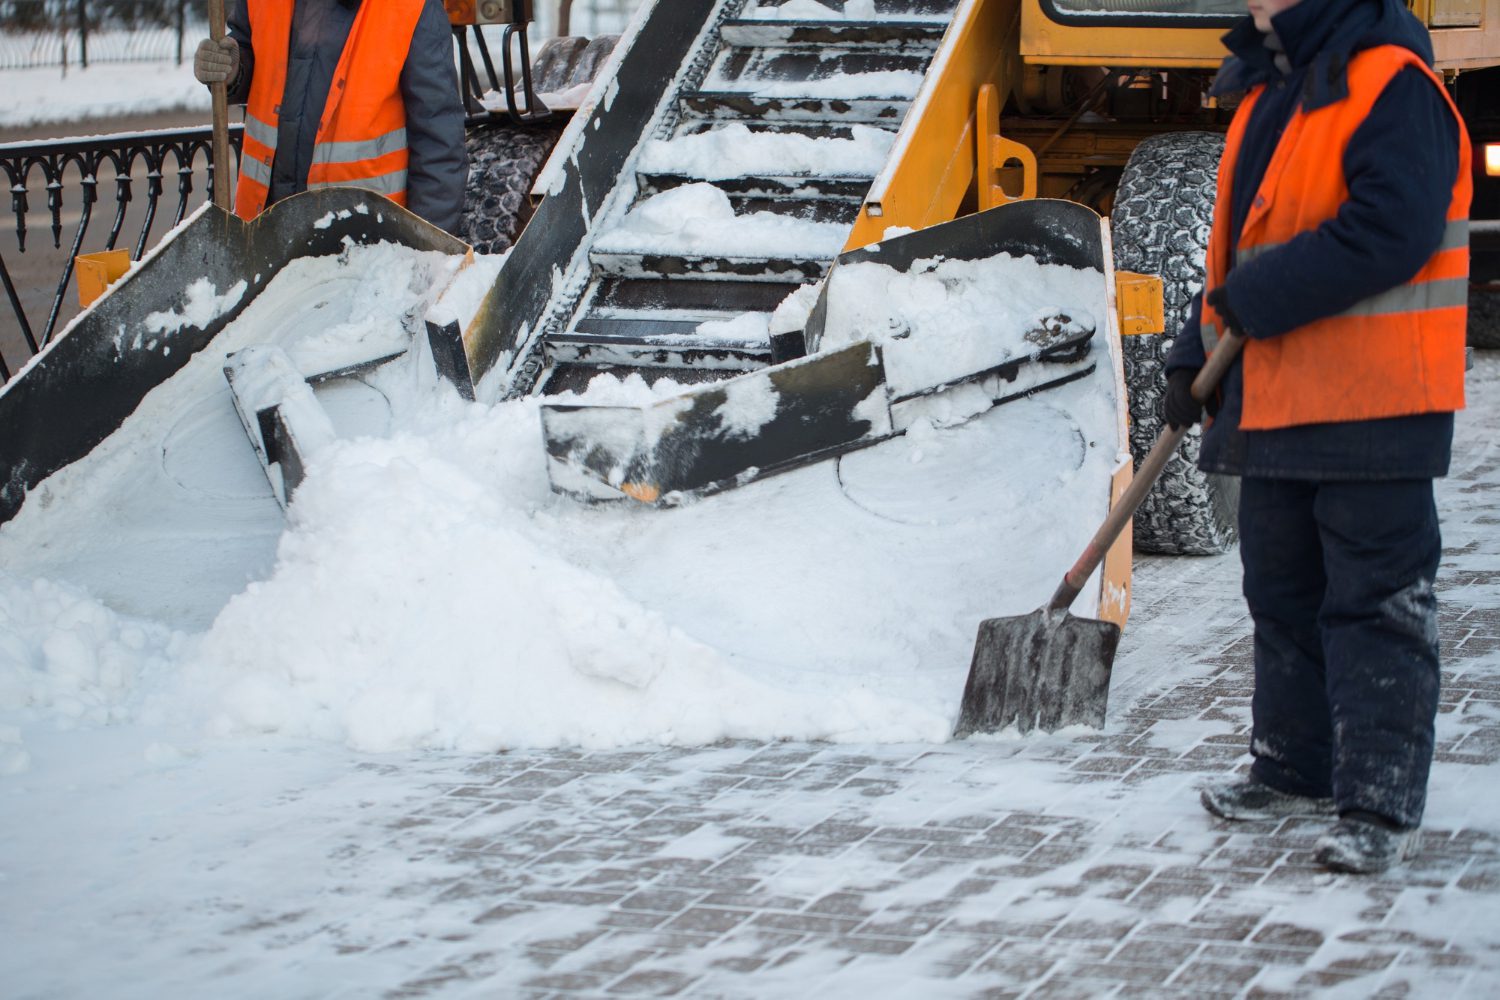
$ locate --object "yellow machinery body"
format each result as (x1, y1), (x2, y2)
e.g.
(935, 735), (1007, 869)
(850, 0), (1500, 250)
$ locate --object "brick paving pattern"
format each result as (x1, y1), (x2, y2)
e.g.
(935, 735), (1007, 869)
(215, 358), (1494, 1000)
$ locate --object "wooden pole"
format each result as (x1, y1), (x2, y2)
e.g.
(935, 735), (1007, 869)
(208, 0), (232, 211)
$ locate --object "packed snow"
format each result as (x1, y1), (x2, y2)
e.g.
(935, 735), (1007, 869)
(0, 237), (1125, 763)
(638, 122), (897, 179)
(818, 253), (1103, 398)
(693, 310), (773, 345)
(592, 182), (850, 259)
(142, 276), (247, 339)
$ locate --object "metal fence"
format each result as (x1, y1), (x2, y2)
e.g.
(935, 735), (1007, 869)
(0, 0), (649, 383)
(0, 0), (197, 71)
(0, 125), (240, 381)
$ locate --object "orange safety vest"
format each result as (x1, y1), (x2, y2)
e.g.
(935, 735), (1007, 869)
(235, 0), (425, 220)
(1200, 44), (1472, 430)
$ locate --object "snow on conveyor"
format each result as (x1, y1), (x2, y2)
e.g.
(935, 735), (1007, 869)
(0, 241), (1122, 757)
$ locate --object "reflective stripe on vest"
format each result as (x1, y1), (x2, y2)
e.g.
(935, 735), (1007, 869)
(307, 170), (407, 198)
(1198, 45), (1472, 429)
(242, 113), (277, 151)
(313, 126), (409, 167)
(1201, 219), (1471, 352)
(233, 0), (423, 220)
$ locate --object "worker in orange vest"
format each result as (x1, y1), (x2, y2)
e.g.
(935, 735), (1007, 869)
(1165, 0), (1470, 874)
(194, 0), (467, 232)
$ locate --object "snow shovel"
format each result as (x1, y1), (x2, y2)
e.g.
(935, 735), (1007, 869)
(955, 332), (1246, 736)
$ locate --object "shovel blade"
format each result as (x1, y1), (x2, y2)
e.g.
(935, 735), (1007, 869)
(954, 609), (1120, 737)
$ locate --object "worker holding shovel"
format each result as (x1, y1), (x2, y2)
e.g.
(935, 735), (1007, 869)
(193, 0), (468, 232)
(1164, 0), (1471, 873)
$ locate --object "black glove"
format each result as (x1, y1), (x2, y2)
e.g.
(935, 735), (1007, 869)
(1206, 285), (1245, 338)
(1164, 368), (1203, 430)
(1164, 367), (1223, 430)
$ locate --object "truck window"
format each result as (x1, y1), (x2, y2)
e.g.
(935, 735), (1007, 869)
(1046, 0), (1242, 18)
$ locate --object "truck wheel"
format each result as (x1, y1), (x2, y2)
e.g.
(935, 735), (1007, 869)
(1111, 131), (1239, 556)
(460, 121), (567, 255)
(1471, 286), (1500, 349)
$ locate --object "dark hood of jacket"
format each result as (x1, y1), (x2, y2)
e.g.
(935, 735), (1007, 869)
(1210, 0), (1434, 109)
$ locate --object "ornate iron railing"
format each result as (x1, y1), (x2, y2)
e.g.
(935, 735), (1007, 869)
(0, 124), (242, 382)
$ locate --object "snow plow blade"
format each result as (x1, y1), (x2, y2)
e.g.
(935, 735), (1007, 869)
(542, 342), (892, 502)
(223, 346), (339, 509)
(0, 188), (466, 526)
(541, 199), (1106, 503)
(803, 199), (1108, 359)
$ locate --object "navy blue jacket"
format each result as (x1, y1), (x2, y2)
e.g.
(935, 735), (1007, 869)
(227, 0), (467, 233)
(1165, 0), (1461, 480)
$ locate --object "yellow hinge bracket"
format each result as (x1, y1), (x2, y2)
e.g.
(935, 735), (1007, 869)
(1115, 271), (1165, 336)
(977, 83), (1037, 211)
(74, 249), (132, 308)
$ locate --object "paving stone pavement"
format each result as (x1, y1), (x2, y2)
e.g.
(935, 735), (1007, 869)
(150, 355), (1490, 1000)
(19, 358), (1500, 999)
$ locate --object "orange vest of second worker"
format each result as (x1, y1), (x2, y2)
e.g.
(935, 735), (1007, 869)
(234, 0), (426, 220)
(1200, 44), (1473, 431)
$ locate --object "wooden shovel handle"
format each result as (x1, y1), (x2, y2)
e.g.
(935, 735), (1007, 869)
(1050, 332), (1246, 611)
(209, 0), (232, 212)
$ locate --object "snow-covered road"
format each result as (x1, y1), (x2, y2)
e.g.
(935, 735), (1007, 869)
(2, 354), (1497, 997)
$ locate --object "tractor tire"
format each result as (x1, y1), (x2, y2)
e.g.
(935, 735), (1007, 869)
(459, 120), (568, 255)
(1470, 285), (1500, 349)
(1111, 131), (1239, 556)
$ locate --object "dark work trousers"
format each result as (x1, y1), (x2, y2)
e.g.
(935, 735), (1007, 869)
(1239, 476), (1442, 829)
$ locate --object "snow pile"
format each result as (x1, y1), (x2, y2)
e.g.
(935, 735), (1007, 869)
(819, 253), (1103, 397)
(638, 122), (895, 179)
(179, 404), (917, 752)
(770, 282), (823, 335)
(0, 573), (185, 743)
(0, 240), (463, 635)
(426, 252), (508, 330)
(593, 182), (848, 259)
(0, 235), (1124, 758)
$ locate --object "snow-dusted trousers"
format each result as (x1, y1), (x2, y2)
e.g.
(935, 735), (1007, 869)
(1238, 476), (1443, 829)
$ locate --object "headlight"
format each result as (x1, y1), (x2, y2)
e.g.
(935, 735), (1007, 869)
(1487, 142), (1500, 178)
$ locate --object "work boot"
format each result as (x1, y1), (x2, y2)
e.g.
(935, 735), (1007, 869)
(1315, 812), (1422, 874)
(1200, 777), (1336, 821)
